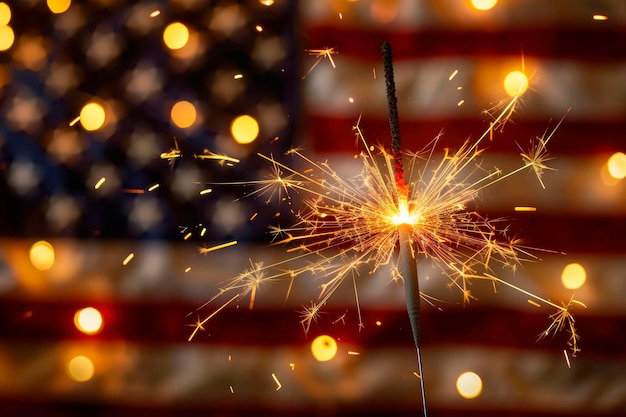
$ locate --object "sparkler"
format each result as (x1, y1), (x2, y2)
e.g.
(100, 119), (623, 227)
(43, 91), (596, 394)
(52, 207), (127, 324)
(188, 42), (582, 411)
(382, 41), (427, 415)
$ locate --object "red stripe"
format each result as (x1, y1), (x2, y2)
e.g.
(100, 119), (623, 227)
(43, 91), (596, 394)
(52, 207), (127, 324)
(0, 298), (618, 356)
(0, 396), (621, 417)
(304, 25), (626, 61)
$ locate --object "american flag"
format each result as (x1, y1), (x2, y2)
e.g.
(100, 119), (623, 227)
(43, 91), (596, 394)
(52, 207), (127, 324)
(0, 1), (625, 416)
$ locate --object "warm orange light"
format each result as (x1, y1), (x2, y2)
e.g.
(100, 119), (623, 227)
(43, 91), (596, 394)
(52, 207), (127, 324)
(47, 0), (71, 14)
(456, 371), (483, 399)
(607, 152), (626, 180)
(170, 100), (197, 128)
(230, 115), (259, 144)
(503, 70), (528, 97)
(0, 25), (14, 51)
(0, 2), (10, 26)
(29, 241), (55, 271)
(471, 0), (497, 11)
(79, 102), (106, 131)
(74, 307), (104, 335)
(370, 0), (399, 24)
(391, 197), (420, 225)
(163, 22), (189, 50)
(311, 335), (338, 362)
(67, 355), (94, 382)
(561, 263), (586, 290)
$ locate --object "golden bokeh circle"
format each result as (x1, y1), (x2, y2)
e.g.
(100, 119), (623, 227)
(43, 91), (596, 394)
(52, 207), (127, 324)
(311, 335), (338, 362)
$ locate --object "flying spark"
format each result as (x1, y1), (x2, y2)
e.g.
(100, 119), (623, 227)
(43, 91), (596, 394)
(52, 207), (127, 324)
(302, 47), (338, 79)
(528, 299), (541, 307)
(271, 373), (282, 390)
(160, 138), (182, 165)
(198, 241), (238, 254)
(94, 177), (106, 189)
(194, 151), (240, 165)
(122, 253), (134, 265)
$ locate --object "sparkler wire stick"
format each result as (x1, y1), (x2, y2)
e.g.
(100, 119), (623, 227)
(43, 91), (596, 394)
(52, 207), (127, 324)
(382, 41), (427, 416)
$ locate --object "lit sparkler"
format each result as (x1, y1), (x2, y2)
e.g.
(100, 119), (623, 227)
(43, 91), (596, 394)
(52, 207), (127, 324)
(188, 44), (582, 377)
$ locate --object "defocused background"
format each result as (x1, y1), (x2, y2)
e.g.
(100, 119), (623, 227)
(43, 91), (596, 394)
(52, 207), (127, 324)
(1, 0), (625, 416)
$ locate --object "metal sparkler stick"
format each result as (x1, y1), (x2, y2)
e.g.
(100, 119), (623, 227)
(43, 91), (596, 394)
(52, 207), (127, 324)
(382, 41), (428, 417)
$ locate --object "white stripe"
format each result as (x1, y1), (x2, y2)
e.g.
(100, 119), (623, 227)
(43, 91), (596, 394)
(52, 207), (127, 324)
(1, 340), (623, 412)
(304, 56), (626, 121)
(301, 0), (626, 29)
(1, 239), (624, 315)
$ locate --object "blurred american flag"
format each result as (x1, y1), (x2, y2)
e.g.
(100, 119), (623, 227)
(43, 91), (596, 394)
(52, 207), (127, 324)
(1, 1), (625, 416)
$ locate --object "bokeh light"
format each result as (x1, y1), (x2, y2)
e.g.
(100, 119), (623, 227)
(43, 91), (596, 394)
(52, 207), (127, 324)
(47, 0), (71, 14)
(259, 0), (274, 5)
(370, 0), (399, 24)
(503, 70), (528, 97)
(74, 307), (104, 335)
(0, 2), (11, 27)
(29, 240), (55, 271)
(67, 355), (95, 382)
(561, 263), (586, 290)
(311, 335), (338, 362)
(230, 114), (259, 144)
(471, 0), (498, 11)
(456, 371), (483, 399)
(607, 152), (626, 180)
(170, 100), (197, 128)
(0, 25), (14, 51)
(163, 22), (189, 50)
(79, 102), (106, 131)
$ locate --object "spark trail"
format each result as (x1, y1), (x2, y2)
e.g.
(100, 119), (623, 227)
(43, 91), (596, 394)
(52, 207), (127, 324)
(188, 47), (583, 374)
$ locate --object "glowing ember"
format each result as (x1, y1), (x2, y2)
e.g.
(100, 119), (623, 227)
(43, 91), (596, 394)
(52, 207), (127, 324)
(302, 47), (337, 79)
(271, 373), (281, 390)
(94, 177), (106, 189)
(198, 241), (238, 254)
(122, 253), (134, 265)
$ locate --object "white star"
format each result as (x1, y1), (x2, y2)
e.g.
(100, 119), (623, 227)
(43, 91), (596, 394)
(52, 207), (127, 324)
(128, 197), (163, 232)
(8, 161), (40, 195)
(5, 91), (46, 132)
(125, 63), (163, 103)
